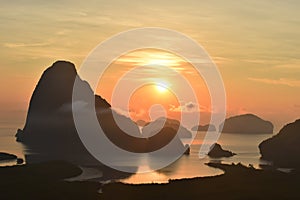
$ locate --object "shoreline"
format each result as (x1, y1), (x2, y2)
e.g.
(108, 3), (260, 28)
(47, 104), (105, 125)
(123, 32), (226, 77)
(1, 160), (299, 200)
(101, 162), (300, 200)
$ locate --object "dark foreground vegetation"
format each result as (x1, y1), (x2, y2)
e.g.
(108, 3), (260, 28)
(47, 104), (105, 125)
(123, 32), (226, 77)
(102, 163), (300, 200)
(1, 161), (300, 200)
(0, 161), (101, 200)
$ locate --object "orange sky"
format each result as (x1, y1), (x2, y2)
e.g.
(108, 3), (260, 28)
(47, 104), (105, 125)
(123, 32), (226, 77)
(96, 49), (211, 125)
(0, 0), (299, 131)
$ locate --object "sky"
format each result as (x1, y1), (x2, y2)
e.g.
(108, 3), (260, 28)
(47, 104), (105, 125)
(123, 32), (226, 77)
(0, 0), (299, 131)
(96, 49), (211, 127)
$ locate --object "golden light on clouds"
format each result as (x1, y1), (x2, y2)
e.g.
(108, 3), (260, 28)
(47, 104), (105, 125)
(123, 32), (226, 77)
(116, 50), (182, 67)
(96, 48), (211, 124)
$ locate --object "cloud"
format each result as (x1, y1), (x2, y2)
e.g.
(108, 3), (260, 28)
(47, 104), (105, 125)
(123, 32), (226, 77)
(113, 107), (131, 117)
(113, 107), (147, 118)
(185, 102), (196, 109)
(212, 56), (232, 64)
(3, 42), (50, 48)
(59, 101), (89, 112)
(55, 29), (70, 36)
(169, 102), (207, 113)
(273, 63), (300, 69)
(295, 104), (300, 109)
(248, 77), (300, 87)
(237, 107), (250, 115)
(242, 59), (272, 64)
(76, 11), (88, 17)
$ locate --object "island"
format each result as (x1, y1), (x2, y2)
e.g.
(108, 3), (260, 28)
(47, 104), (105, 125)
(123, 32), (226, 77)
(220, 114), (273, 134)
(208, 143), (236, 158)
(191, 124), (216, 132)
(259, 119), (300, 168)
(0, 152), (17, 161)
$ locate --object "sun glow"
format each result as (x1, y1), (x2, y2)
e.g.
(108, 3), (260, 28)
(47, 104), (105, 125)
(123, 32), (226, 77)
(128, 84), (181, 122)
(156, 84), (168, 93)
(97, 48), (211, 123)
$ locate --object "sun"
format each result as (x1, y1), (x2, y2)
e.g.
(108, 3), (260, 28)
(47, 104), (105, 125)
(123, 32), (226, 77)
(156, 84), (168, 93)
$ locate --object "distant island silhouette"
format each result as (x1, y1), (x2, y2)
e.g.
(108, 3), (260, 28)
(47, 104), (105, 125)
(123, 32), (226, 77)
(15, 61), (189, 168)
(220, 114), (273, 134)
(191, 124), (216, 132)
(259, 119), (300, 168)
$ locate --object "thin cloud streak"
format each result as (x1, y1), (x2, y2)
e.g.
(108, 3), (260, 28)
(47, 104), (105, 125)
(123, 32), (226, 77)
(4, 42), (50, 48)
(248, 77), (300, 87)
(169, 102), (208, 113)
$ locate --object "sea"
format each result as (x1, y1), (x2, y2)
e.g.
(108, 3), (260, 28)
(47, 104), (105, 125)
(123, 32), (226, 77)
(0, 120), (272, 184)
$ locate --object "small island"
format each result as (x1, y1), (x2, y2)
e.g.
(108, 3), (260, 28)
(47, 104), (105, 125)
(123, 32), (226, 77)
(208, 143), (236, 158)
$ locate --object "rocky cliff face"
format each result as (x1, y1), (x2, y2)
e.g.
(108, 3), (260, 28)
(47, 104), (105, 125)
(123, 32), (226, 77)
(220, 114), (273, 134)
(16, 61), (110, 165)
(259, 119), (300, 167)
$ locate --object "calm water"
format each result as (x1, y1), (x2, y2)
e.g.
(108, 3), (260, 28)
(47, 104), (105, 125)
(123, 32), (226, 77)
(120, 132), (272, 184)
(0, 110), (27, 161)
(0, 123), (272, 183)
(0, 123), (26, 166)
